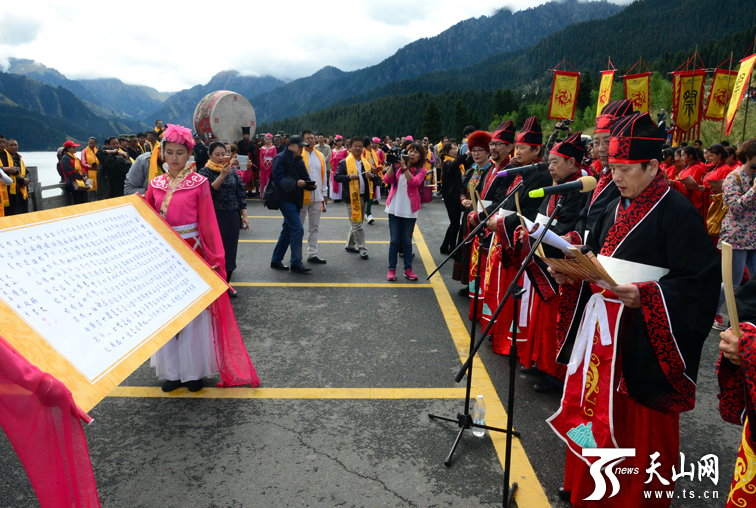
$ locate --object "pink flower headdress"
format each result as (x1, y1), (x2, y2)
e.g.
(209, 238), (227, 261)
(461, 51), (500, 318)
(372, 137), (380, 143)
(335, 135), (343, 141)
(405, 135), (414, 141)
(162, 124), (195, 151)
(265, 133), (273, 138)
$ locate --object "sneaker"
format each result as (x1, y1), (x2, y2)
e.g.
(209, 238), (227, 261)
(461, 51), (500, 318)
(403, 268), (418, 281)
(713, 314), (729, 330)
(387, 269), (396, 281)
(367, 214), (374, 224)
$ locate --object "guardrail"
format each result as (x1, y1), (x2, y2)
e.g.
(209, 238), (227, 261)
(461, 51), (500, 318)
(25, 166), (94, 212)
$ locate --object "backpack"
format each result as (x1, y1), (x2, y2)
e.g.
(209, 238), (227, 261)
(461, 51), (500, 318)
(262, 178), (283, 210)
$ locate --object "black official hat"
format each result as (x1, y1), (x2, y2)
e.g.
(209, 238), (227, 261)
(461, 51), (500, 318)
(288, 135), (308, 147)
(595, 100), (635, 134)
(491, 120), (516, 145)
(550, 131), (586, 163)
(241, 126), (251, 135)
(516, 116), (542, 146)
(608, 112), (664, 164)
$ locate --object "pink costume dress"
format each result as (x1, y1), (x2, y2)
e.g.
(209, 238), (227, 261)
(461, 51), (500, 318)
(144, 168), (259, 387)
(258, 145), (278, 197)
(329, 147), (348, 200)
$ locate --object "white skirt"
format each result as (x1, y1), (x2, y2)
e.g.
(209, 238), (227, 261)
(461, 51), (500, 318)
(329, 184), (342, 200)
(150, 309), (218, 382)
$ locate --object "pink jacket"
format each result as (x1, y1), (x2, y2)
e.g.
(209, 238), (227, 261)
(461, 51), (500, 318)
(384, 165), (427, 214)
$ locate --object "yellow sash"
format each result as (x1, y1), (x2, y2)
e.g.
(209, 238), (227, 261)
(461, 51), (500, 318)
(345, 153), (371, 222)
(8, 157), (28, 199)
(302, 149), (326, 206)
(83, 147), (98, 192)
(70, 155), (87, 189)
(148, 148), (163, 181)
(1, 150), (11, 207)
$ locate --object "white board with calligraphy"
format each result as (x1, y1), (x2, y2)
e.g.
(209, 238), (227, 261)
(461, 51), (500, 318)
(0, 195), (229, 412)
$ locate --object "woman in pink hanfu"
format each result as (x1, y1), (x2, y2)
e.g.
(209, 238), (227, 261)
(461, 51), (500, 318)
(144, 124), (259, 392)
(329, 135), (348, 200)
(258, 133), (278, 196)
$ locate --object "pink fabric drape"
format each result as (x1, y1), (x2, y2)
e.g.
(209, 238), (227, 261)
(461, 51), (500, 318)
(0, 335), (99, 508)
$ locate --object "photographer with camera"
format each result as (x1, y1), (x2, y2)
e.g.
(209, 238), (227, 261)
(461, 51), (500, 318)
(546, 119), (572, 155)
(383, 141), (427, 281)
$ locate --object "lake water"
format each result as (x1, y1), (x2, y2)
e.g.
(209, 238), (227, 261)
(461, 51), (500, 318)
(22, 151), (65, 187)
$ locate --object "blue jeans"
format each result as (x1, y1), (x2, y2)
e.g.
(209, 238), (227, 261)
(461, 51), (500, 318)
(272, 201), (304, 267)
(718, 249), (756, 313)
(388, 213), (416, 270)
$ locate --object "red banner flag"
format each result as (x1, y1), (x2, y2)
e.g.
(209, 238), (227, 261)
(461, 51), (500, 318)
(624, 72), (651, 114)
(596, 70), (615, 118)
(726, 53), (756, 136)
(548, 71), (580, 121)
(704, 68), (738, 121)
(672, 69), (706, 132)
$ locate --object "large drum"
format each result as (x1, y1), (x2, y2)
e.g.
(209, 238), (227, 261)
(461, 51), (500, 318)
(193, 91), (256, 144)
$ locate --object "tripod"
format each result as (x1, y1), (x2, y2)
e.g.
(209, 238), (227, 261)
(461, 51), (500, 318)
(427, 183), (526, 467)
(453, 197), (564, 507)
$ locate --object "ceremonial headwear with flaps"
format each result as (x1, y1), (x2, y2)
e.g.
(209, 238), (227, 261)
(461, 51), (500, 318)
(467, 130), (493, 152)
(595, 100), (635, 134)
(516, 116), (542, 146)
(608, 112), (664, 164)
(492, 120), (516, 145)
(550, 131), (587, 164)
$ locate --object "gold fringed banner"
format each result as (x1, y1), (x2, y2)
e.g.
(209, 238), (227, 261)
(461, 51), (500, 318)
(704, 68), (738, 121)
(548, 70), (580, 120)
(726, 53), (756, 136)
(672, 69), (706, 132)
(596, 70), (615, 118)
(624, 72), (651, 114)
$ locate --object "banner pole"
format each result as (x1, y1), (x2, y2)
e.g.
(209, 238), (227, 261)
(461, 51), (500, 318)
(744, 36), (756, 143)
(720, 52), (734, 143)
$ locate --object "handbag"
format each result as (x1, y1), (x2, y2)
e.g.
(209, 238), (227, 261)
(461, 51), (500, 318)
(706, 173), (740, 236)
(262, 178), (283, 210)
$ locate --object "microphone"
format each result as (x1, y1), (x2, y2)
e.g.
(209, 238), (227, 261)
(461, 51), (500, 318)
(528, 176), (597, 198)
(497, 161), (549, 178)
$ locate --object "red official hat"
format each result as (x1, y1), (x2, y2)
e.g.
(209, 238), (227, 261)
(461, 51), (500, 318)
(550, 131), (586, 164)
(595, 100), (635, 134)
(63, 140), (81, 148)
(516, 116), (542, 146)
(608, 112), (664, 164)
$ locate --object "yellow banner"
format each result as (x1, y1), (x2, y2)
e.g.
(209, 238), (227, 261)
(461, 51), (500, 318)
(549, 71), (580, 120)
(704, 69), (738, 121)
(624, 73), (650, 114)
(596, 71), (615, 118)
(726, 54), (756, 135)
(674, 70), (705, 132)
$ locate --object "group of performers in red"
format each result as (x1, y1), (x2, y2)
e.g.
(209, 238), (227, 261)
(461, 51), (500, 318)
(452, 101), (748, 506)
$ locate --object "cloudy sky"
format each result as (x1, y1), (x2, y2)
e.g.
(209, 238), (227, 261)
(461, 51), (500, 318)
(0, 0), (631, 93)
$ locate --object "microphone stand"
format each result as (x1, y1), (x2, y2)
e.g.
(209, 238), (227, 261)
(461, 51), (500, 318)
(453, 196), (564, 508)
(427, 181), (524, 467)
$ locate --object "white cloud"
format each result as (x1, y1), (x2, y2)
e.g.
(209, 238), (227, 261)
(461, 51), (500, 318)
(0, 0), (633, 91)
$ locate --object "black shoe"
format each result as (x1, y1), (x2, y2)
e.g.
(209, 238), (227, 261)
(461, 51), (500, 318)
(186, 380), (203, 392)
(228, 289), (238, 298)
(360, 252), (369, 260)
(162, 380), (182, 392)
(334, 199), (342, 203)
(457, 287), (469, 297)
(291, 264), (312, 273)
(307, 256), (327, 264)
(345, 247), (360, 253)
(486, 334), (493, 342)
(558, 487), (571, 502)
(533, 379), (560, 393)
(520, 365), (544, 376)
(372, 199), (379, 204)
(440, 247), (451, 255)
(270, 261), (289, 270)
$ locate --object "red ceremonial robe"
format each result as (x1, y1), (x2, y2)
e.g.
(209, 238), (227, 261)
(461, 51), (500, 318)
(550, 172), (720, 507)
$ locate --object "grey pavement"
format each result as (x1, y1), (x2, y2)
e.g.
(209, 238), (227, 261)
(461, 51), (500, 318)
(0, 195), (742, 507)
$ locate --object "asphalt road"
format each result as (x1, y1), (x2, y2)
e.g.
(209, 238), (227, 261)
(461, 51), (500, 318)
(0, 195), (741, 507)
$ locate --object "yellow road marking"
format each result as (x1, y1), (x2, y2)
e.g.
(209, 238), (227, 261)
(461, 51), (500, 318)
(413, 227), (551, 508)
(240, 240), (398, 244)
(233, 282), (431, 288)
(109, 387), (467, 399)
(248, 216), (388, 220)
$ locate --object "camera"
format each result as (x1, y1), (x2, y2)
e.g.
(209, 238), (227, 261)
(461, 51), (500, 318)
(385, 145), (403, 164)
(557, 119), (573, 131)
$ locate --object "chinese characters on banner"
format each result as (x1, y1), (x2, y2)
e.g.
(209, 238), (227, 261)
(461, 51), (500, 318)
(672, 70), (706, 132)
(548, 70), (580, 120)
(704, 69), (738, 121)
(596, 70), (615, 118)
(725, 53), (756, 135)
(0, 205), (212, 383)
(624, 72), (651, 114)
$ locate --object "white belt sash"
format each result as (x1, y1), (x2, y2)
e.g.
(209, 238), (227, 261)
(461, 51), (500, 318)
(172, 222), (199, 240)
